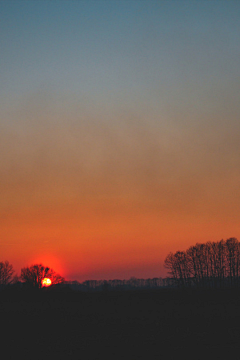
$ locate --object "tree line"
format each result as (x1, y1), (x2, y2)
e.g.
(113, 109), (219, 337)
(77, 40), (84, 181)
(68, 277), (174, 291)
(164, 237), (240, 288)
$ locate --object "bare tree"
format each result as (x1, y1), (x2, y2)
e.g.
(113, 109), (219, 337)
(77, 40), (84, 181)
(164, 251), (191, 287)
(0, 261), (16, 285)
(164, 252), (178, 284)
(21, 264), (64, 288)
(225, 237), (240, 286)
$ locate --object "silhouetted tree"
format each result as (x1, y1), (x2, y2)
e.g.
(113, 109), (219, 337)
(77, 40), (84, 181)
(21, 264), (64, 288)
(225, 237), (240, 287)
(164, 251), (191, 287)
(0, 260), (16, 285)
(164, 252), (179, 284)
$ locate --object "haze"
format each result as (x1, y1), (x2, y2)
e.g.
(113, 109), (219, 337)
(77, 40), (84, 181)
(1, 0), (240, 281)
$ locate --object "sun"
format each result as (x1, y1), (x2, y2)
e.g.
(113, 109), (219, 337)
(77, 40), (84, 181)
(42, 278), (52, 287)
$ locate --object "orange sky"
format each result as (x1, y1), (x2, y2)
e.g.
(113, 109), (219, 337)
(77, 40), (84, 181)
(1, 101), (240, 281)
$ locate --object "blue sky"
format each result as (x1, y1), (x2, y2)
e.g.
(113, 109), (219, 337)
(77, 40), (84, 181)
(2, 0), (240, 109)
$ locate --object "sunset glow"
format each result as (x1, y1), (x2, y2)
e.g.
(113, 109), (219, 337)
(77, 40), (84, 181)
(1, 1), (240, 282)
(42, 278), (52, 287)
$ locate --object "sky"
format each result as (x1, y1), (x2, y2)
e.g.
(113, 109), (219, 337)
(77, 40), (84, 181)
(1, 0), (240, 281)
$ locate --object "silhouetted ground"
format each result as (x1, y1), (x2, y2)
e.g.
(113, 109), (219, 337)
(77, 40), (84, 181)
(1, 287), (240, 359)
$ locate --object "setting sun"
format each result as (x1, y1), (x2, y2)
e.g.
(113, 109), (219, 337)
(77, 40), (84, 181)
(42, 278), (52, 287)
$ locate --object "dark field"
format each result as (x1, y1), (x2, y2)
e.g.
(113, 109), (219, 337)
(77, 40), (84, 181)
(1, 287), (240, 359)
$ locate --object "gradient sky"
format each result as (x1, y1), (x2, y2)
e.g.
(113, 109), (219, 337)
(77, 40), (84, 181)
(1, 0), (240, 281)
